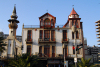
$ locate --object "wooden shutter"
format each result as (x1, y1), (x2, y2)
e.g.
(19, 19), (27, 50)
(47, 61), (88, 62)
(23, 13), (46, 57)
(39, 46), (42, 57)
(40, 30), (43, 39)
(51, 30), (55, 41)
(27, 30), (32, 41)
(72, 32), (74, 39)
(44, 30), (50, 41)
(27, 45), (31, 56)
(76, 31), (79, 39)
(63, 30), (67, 41)
(52, 46), (55, 57)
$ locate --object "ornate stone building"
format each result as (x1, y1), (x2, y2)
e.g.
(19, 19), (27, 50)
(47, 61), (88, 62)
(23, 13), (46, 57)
(22, 8), (87, 67)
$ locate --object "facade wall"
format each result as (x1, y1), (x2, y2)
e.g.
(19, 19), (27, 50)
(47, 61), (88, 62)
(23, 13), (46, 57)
(22, 27), (84, 58)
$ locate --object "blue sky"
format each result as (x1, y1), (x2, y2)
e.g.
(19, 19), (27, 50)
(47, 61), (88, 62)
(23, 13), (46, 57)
(0, 0), (100, 46)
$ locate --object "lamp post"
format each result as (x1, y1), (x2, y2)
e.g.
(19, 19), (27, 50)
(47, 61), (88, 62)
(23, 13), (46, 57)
(72, 25), (77, 67)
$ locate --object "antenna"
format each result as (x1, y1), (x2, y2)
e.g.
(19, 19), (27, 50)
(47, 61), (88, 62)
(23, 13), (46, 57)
(46, 10), (48, 13)
(72, 5), (74, 8)
(14, 4), (16, 6)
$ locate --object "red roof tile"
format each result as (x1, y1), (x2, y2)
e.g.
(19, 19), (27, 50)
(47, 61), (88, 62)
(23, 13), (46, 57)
(69, 8), (78, 15)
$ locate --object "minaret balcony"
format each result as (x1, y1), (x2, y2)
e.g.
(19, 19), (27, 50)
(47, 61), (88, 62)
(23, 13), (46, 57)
(9, 24), (18, 29)
(62, 38), (69, 43)
(26, 39), (33, 44)
(38, 38), (56, 44)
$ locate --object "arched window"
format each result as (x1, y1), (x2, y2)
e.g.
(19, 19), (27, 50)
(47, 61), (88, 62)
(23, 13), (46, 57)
(51, 19), (53, 26)
(41, 19), (43, 26)
(72, 20), (74, 26)
(44, 18), (50, 26)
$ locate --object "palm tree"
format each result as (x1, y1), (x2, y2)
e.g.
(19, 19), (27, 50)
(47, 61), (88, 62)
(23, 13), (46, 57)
(0, 36), (6, 55)
(7, 54), (30, 67)
(7, 54), (40, 67)
(77, 57), (93, 67)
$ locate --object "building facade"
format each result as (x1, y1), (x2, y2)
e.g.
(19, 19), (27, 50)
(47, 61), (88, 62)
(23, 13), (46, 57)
(87, 45), (100, 63)
(22, 8), (86, 67)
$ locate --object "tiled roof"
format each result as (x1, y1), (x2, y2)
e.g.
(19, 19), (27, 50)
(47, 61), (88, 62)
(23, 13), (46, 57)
(69, 8), (78, 15)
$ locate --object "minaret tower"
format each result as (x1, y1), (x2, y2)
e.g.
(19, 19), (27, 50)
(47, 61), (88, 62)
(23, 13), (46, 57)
(8, 5), (19, 38)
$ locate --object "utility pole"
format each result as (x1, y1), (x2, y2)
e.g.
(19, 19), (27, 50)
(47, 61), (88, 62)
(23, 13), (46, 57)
(72, 25), (77, 67)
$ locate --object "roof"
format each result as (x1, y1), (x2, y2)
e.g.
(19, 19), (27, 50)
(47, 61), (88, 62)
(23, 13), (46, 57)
(39, 13), (56, 19)
(63, 20), (69, 28)
(69, 8), (78, 15)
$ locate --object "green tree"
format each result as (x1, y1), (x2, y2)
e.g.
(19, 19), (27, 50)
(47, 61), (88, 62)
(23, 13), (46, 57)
(7, 54), (41, 67)
(0, 36), (6, 55)
(77, 57), (93, 67)
(7, 54), (30, 67)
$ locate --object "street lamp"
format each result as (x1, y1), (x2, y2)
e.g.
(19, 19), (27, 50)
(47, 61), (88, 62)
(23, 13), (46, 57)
(72, 25), (77, 67)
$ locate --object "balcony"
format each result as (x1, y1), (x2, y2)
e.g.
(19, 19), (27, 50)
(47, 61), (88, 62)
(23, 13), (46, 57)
(26, 39), (33, 44)
(62, 38), (69, 43)
(38, 38), (56, 44)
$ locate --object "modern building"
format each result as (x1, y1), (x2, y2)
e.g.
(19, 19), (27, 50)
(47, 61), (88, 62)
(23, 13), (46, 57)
(22, 8), (87, 67)
(1, 6), (22, 59)
(87, 45), (100, 63)
(95, 20), (100, 63)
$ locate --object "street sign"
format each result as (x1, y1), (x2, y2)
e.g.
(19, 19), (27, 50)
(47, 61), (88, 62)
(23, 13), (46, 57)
(74, 58), (77, 62)
(64, 61), (68, 67)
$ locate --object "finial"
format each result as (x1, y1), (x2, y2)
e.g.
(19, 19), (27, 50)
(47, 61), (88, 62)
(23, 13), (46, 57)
(14, 4), (16, 6)
(72, 5), (74, 8)
(13, 4), (16, 14)
(46, 10), (48, 13)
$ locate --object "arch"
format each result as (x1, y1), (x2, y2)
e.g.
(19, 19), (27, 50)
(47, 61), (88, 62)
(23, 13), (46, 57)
(44, 18), (50, 26)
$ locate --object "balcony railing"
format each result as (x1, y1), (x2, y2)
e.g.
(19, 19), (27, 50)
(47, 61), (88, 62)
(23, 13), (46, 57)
(26, 38), (33, 44)
(38, 38), (56, 44)
(24, 25), (64, 28)
(62, 38), (69, 43)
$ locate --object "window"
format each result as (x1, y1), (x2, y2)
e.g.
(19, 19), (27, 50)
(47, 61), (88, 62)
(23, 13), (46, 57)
(52, 46), (55, 57)
(39, 46), (42, 57)
(75, 20), (77, 26)
(44, 45), (50, 57)
(51, 30), (55, 41)
(44, 30), (50, 41)
(72, 32), (74, 39)
(44, 18), (50, 26)
(27, 45), (31, 56)
(76, 20), (78, 28)
(40, 30), (43, 39)
(27, 30), (32, 41)
(41, 19), (43, 26)
(76, 31), (79, 39)
(63, 30), (67, 41)
(51, 19), (53, 26)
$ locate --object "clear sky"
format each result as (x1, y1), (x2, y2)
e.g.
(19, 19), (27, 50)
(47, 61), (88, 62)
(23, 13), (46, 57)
(0, 0), (100, 47)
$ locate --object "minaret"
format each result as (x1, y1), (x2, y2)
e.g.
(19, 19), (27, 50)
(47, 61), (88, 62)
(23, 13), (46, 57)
(8, 5), (19, 38)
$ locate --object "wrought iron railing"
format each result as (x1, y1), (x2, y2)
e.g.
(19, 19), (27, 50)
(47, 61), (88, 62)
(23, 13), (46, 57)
(24, 25), (64, 28)
(38, 38), (56, 41)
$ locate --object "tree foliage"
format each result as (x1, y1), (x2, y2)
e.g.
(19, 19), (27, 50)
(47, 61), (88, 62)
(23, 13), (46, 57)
(77, 57), (93, 67)
(6, 54), (41, 67)
(0, 36), (6, 53)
